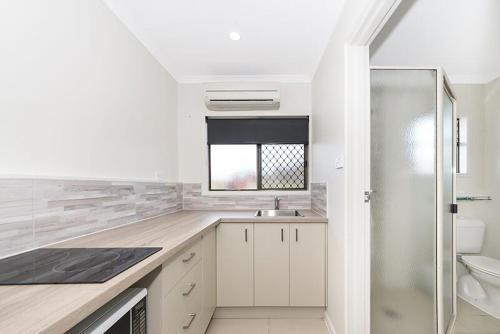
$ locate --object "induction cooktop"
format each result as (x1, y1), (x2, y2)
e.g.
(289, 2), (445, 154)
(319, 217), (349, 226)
(0, 247), (162, 285)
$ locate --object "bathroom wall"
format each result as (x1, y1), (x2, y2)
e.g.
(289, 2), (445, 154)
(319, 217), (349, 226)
(0, 0), (178, 182)
(480, 77), (500, 257)
(454, 78), (500, 258)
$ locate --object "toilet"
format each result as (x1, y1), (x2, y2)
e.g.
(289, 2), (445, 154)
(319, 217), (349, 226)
(457, 218), (500, 318)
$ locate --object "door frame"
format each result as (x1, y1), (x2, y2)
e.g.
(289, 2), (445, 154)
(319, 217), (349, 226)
(345, 5), (458, 333)
(343, 1), (398, 333)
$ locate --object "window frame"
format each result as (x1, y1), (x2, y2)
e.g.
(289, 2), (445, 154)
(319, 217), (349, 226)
(208, 143), (308, 191)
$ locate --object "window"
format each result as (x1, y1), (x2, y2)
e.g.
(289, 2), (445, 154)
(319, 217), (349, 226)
(210, 145), (258, 190)
(207, 117), (308, 191)
(457, 117), (467, 174)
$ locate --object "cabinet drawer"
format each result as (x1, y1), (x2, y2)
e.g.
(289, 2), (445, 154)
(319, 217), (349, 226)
(165, 263), (203, 334)
(163, 238), (202, 295)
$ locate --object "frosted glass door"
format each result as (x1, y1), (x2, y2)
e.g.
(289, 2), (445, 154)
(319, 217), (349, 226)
(442, 87), (455, 332)
(370, 69), (437, 334)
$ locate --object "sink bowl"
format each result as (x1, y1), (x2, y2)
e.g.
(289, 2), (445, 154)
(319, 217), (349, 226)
(254, 209), (303, 217)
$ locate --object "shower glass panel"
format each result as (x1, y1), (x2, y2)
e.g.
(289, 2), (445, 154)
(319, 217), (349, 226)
(442, 87), (455, 332)
(371, 69), (437, 334)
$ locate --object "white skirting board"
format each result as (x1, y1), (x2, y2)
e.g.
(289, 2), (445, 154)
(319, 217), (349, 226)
(324, 311), (337, 334)
(213, 307), (326, 319)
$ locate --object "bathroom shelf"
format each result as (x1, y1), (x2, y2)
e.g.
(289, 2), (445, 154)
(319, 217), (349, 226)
(456, 195), (492, 201)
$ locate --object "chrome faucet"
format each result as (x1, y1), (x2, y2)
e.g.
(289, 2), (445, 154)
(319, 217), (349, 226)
(274, 196), (280, 210)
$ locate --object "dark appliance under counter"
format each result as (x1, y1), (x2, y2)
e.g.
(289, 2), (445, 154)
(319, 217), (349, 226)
(0, 247), (162, 285)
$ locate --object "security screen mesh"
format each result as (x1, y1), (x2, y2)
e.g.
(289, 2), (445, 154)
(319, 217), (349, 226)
(261, 144), (305, 189)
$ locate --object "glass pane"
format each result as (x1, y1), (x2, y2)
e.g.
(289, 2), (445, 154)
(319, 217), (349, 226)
(458, 118), (467, 174)
(458, 118), (467, 143)
(210, 145), (257, 190)
(261, 144), (305, 189)
(459, 146), (467, 174)
(371, 69), (436, 334)
(442, 88), (454, 331)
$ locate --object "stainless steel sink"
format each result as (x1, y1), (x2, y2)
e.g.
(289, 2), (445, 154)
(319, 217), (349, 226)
(254, 209), (303, 217)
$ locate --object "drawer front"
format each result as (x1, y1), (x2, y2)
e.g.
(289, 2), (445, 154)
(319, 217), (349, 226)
(165, 263), (203, 334)
(163, 238), (202, 295)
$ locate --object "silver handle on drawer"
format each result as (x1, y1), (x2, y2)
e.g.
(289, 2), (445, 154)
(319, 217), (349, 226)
(281, 228), (284, 242)
(182, 313), (197, 329)
(295, 228), (298, 242)
(245, 228), (248, 242)
(182, 283), (197, 296)
(182, 252), (196, 263)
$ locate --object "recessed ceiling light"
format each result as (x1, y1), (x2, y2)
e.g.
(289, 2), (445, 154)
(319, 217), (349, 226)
(229, 32), (241, 41)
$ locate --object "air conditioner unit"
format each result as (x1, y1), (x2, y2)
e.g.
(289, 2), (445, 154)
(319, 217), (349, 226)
(204, 89), (280, 111)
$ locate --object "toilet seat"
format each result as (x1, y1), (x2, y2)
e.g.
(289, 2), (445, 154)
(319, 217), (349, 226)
(462, 256), (500, 278)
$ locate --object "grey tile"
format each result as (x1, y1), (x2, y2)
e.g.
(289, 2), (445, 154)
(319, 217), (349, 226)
(311, 182), (327, 216)
(183, 183), (311, 211)
(0, 178), (183, 258)
(0, 179), (34, 258)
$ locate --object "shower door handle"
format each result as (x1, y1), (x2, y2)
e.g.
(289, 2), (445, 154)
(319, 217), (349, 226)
(450, 204), (458, 214)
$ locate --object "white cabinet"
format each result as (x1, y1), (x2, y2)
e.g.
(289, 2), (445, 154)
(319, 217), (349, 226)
(290, 223), (326, 306)
(200, 228), (216, 330)
(254, 224), (290, 306)
(216, 222), (326, 308)
(141, 233), (217, 334)
(217, 223), (254, 306)
(164, 263), (203, 334)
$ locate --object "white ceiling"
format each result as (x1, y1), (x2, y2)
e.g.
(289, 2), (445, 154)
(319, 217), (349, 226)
(104, 0), (344, 83)
(370, 0), (500, 84)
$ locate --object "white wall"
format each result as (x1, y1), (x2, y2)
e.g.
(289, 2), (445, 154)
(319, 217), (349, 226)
(0, 0), (178, 182)
(455, 79), (500, 258)
(482, 77), (500, 257)
(177, 82), (311, 187)
(311, 1), (376, 332)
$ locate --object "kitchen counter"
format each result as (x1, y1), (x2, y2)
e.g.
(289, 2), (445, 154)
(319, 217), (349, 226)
(0, 210), (326, 334)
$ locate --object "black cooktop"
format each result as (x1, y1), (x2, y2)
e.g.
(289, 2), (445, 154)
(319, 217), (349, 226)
(0, 247), (162, 285)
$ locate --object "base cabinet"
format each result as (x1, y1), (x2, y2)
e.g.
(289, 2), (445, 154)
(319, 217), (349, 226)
(290, 223), (326, 306)
(254, 224), (290, 306)
(217, 223), (254, 306)
(217, 222), (326, 307)
(143, 228), (216, 334)
(200, 228), (217, 330)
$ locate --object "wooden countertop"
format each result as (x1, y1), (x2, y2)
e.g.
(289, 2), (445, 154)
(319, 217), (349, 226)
(0, 210), (326, 334)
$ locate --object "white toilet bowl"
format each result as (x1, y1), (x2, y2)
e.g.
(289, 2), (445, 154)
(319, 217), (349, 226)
(458, 255), (500, 318)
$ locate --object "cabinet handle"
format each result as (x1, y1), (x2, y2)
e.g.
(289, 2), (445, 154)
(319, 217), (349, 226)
(182, 313), (197, 329)
(281, 228), (284, 242)
(182, 252), (196, 263)
(182, 283), (196, 296)
(295, 228), (298, 242)
(245, 228), (248, 242)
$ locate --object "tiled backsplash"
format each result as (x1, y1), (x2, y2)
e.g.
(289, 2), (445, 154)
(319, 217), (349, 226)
(311, 182), (327, 216)
(0, 179), (324, 258)
(183, 183), (311, 210)
(0, 179), (182, 258)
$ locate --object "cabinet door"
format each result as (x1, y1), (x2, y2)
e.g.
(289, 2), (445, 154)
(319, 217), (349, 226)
(254, 223), (290, 306)
(164, 263), (203, 334)
(200, 228), (216, 332)
(216, 223), (254, 306)
(290, 223), (326, 306)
